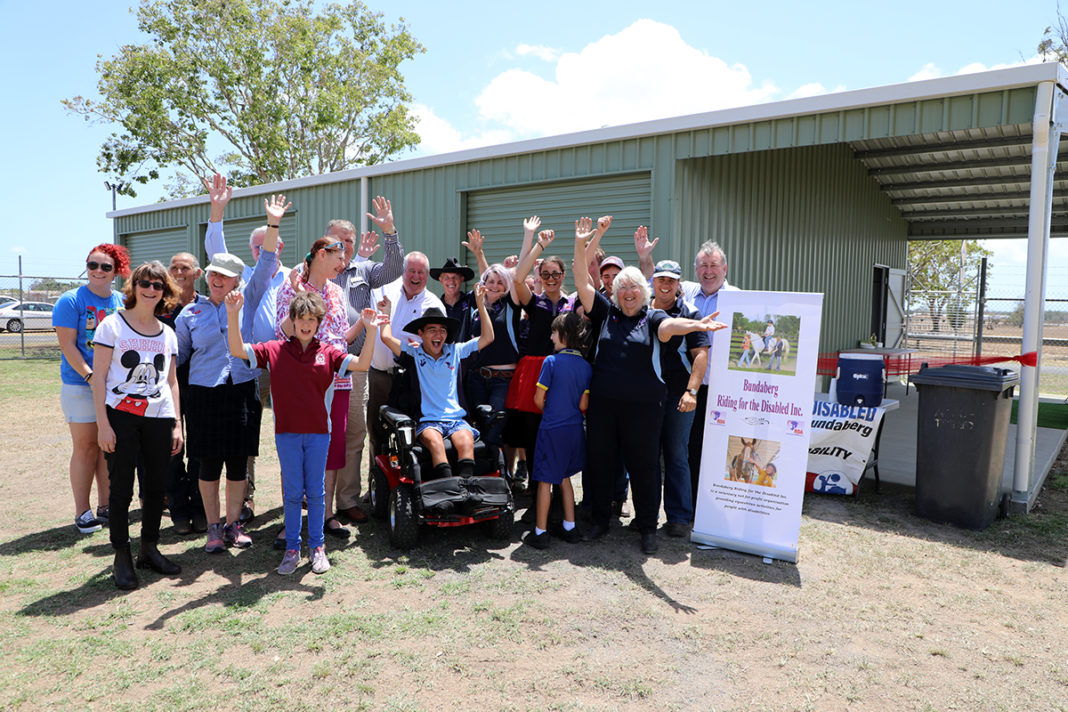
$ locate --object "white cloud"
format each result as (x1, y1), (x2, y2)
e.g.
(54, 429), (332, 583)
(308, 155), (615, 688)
(910, 55), (1043, 82)
(474, 19), (780, 137)
(11, 246), (25, 255)
(515, 43), (559, 62)
(411, 103), (513, 156)
(786, 82), (846, 100)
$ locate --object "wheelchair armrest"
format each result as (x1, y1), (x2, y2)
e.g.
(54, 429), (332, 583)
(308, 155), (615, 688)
(471, 404), (506, 430)
(379, 405), (415, 431)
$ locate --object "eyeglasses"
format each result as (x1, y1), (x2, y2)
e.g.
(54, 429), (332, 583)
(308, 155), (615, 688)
(136, 279), (165, 291)
(539, 271), (564, 280)
(86, 261), (115, 273)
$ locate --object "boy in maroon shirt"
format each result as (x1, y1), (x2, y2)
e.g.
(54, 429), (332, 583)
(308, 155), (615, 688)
(226, 290), (382, 575)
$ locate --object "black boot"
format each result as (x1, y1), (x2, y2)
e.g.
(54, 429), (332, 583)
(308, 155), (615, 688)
(113, 544), (139, 591)
(136, 541), (181, 576)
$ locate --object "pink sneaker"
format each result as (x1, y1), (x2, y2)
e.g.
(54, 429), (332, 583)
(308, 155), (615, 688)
(223, 522), (252, 549)
(310, 546), (330, 574)
(204, 523), (225, 554)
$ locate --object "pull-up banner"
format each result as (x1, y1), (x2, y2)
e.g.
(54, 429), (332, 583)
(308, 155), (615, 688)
(691, 291), (823, 563)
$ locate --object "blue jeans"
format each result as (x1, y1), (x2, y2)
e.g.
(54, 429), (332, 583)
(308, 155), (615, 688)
(275, 432), (329, 551)
(660, 400), (695, 524)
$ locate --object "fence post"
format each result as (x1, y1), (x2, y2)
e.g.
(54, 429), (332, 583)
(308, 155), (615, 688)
(975, 257), (987, 358)
(18, 255), (24, 358)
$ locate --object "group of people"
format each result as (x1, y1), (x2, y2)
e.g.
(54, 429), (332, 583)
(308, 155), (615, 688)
(54, 173), (739, 590)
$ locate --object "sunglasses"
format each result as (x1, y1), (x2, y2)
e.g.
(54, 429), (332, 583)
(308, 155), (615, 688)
(86, 261), (115, 273)
(136, 279), (165, 291)
(324, 241), (344, 251)
(539, 271), (564, 279)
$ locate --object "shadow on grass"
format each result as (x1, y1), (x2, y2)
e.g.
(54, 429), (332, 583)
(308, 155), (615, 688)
(802, 473), (1068, 567)
(15, 505), (327, 625)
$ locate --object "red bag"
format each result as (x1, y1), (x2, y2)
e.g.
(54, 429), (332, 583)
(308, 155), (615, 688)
(505, 355), (546, 413)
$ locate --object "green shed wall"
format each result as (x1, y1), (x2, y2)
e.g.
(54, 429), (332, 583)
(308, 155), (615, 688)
(676, 144), (908, 353)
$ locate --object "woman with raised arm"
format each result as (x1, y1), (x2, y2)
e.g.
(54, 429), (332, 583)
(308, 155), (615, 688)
(274, 233), (364, 542)
(92, 261), (183, 590)
(571, 217), (727, 555)
(175, 194), (286, 555)
(53, 244), (131, 535)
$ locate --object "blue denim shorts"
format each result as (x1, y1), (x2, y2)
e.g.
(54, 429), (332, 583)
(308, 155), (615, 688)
(60, 383), (97, 424)
(417, 419), (479, 441)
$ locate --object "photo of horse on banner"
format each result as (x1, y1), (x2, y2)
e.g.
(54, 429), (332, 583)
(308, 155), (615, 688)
(729, 313), (798, 376)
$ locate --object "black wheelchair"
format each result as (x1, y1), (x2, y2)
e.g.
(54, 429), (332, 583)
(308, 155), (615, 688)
(369, 351), (514, 550)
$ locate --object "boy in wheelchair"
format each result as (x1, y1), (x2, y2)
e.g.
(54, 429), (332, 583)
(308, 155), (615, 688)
(378, 284), (495, 480)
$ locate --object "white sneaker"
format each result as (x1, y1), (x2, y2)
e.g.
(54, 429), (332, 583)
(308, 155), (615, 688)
(310, 546), (330, 574)
(277, 549), (300, 575)
(75, 509), (102, 534)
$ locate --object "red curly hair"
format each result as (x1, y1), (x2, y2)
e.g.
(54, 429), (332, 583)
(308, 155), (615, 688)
(86, 243), (131, 278)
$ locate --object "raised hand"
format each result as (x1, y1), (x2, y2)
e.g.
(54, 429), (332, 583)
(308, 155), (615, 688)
(474, 282), (486, 303)
(366, 196), (395, 234)
(575, 216), (595, 242)
(523, 216), (541, 234)
(204, 173), (232, 221)
(596, 215), (613, 233)
(224, 289), (244, 313)
(503, 254), (519, 269)
(462, 229), (485, 254)
(358, 231), (381, 259)
(287, 265), (306, 292)
(361, 307), (387, 328)
(377, 293), (392, 314)
(634, 225), (659, 259)
(265, 194), (291, 222)
(536, 229), (555, 250)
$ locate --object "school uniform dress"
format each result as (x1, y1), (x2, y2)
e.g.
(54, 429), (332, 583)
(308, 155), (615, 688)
(247, 338), (354, 551)
(94, 312), (178, 549)
(532, 349), (591, 485)
(658, 298), (710, 525)
(584, 291), (669, 533)
(175, 250), (276, 480)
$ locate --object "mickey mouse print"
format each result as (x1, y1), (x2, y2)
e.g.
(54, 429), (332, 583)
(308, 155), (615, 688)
(93, 313), (179, 419)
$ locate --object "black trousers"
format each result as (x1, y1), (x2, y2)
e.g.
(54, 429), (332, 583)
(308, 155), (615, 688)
(105, 407), (174, 548)
(584, 394), (664, 532)
(166, 445), (202, 521)
(688, 385), (709, 512)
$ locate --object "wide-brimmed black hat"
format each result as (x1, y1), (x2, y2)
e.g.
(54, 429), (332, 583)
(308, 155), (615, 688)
(403, 307), (462, 343)
(430, 257), (475, 282)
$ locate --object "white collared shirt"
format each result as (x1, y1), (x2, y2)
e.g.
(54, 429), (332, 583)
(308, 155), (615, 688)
(370, 278), (445, 371)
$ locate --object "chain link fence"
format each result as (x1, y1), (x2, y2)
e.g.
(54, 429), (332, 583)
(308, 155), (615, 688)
(0, 273), (88, 359)
(906, 258), (1068, 399)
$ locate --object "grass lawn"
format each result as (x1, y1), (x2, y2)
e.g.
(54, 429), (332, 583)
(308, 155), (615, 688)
(1, 359), (1066, 711)
(1011, 400), (1068, 430)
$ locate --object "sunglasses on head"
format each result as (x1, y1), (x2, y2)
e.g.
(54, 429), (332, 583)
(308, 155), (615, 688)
(87, 261), (114, 273)
(324, 241), (344, 251)
(136, 279), (165, 291)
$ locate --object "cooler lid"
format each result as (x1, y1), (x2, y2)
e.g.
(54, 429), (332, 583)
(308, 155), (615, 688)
(910, 364), (1020, 392)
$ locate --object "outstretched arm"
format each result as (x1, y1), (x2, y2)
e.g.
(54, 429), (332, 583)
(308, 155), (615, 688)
(514, 228), (553, 306)
(517, 215), (540, 267)
(366, 195), (396, 235)
(377, 294), (402, 356)
(349, 308), (388, 371)
(573, 218), (597, 313)
(657, 311), (728, 342)
(225, 291), (251, 359)
(582, 215), (612, 287)
(462, 229), (491, 278)
(634, 225), (658, 279)
(204, 173), (232, 259)
(474, 284), (494, 350)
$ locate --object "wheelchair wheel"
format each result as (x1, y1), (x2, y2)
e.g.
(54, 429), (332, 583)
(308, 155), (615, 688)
(484, 508), (514, 540)
(370, 463), (390, 520)
(388, 484), (419, 550)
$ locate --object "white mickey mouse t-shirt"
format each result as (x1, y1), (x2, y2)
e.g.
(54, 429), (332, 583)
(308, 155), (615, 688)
(94, 311), (178, 419)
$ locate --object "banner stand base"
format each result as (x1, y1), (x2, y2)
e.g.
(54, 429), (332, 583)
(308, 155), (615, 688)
(690, 529), (798, 564)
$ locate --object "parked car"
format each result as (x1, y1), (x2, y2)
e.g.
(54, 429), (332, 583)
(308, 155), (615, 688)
(0, 301), (56, 333)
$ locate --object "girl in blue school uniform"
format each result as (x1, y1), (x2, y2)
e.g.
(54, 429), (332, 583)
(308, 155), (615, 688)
(523, 312), (592, 549)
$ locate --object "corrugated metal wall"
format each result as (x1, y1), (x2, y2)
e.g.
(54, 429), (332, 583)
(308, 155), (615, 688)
(676, 143), (908, 352)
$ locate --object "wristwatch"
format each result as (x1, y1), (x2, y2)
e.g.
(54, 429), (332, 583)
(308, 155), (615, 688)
(687, 387), (698, 396)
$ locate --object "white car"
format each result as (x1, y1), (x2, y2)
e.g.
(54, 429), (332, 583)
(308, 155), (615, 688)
(0, 301), (56, 333)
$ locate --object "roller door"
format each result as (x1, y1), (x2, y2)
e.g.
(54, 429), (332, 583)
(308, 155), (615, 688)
(121, 227), (189, 271)
(465, 173), (651, 273)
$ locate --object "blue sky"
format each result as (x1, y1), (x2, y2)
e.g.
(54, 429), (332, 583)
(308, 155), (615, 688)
(1, 0), (1064, 301)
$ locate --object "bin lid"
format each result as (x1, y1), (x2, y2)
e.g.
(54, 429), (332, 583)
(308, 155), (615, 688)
(910, 364), (1020, 392)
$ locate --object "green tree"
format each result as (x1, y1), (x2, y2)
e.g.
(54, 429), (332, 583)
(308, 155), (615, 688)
(64, 0), (424, 198)
(908, 240), (992, 332)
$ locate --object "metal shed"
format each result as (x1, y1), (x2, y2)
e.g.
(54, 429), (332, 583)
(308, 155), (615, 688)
(109, 61), (1068, 512)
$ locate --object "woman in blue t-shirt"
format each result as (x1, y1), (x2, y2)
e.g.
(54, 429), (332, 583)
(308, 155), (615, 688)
(571, 218), (727, 555)
(53, 243), (131, 535)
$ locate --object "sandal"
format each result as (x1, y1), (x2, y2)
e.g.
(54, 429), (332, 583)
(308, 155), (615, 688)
(273, 526), (287, 551)
(324, 516), (351, 539)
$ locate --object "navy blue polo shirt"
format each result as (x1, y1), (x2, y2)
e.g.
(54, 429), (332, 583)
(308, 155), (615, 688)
(659, 298), (709, 396)
(521, 293), (570, 357)
(586, 291), (668, 403)
(464, 296), (523, 365)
